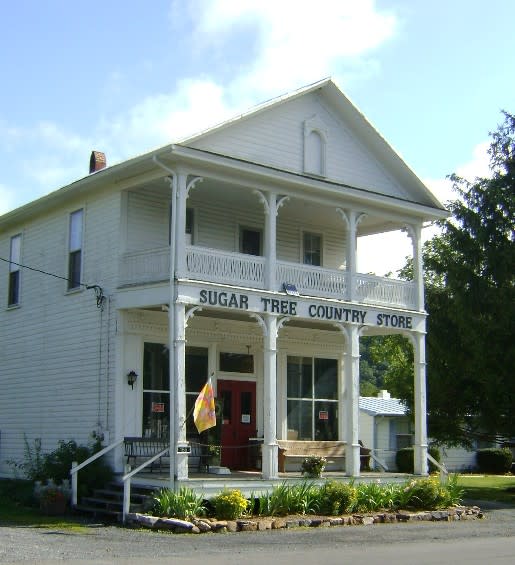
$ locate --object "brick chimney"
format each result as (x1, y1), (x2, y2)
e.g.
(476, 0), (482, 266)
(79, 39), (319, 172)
(89, 151), (106, 174)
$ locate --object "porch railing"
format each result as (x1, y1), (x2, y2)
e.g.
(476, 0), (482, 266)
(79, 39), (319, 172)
(186, 246), (266, 288)
(119, 245), (416, 310)
(276, 261), (348, 299)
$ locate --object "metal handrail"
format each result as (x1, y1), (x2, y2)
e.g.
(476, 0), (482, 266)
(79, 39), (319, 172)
(121, 446), (170, 523)
(70, 438), (124, 506)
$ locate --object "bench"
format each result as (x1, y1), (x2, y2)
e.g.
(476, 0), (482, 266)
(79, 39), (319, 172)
(277, 440), (371, 472)
(124, 437), (169, 472)
(123, 437), (210, 473)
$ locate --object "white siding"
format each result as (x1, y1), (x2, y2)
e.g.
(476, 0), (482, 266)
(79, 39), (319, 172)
(190, 92), (409, 200)
(0, 191), (121, 476)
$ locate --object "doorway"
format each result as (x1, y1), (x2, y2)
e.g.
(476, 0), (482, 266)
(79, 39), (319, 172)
(217, 379), (256, 469)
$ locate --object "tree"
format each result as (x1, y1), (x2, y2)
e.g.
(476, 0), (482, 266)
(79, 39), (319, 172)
(383, 112), (515, 446)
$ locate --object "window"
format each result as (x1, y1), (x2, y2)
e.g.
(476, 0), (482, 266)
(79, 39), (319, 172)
(185, 346), (209, 438)
(143, 343), (170, 438)
(8, 234), (21, 306)
(220, 352), (254, 374)
(240, 227), (262, 256)
(287, 356), (338, 440)
(185, 208), (194, 245)
(68, 209), (83, 290)
(303, 232), (322, 266)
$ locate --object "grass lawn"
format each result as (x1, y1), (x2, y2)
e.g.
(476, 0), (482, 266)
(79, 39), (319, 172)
(458, 474), (515, 504)
(0, 479), (91, 531)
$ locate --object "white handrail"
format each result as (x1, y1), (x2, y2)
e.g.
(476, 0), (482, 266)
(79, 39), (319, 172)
(70, 438), (124, 507)
(427, 452), (448, 479)
(122, 446), (170, 523)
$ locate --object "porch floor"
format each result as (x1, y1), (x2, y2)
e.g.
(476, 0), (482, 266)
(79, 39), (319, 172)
(122, 469), (414, 497)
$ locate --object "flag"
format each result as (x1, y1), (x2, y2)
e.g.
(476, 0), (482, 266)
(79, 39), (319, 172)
(193, 377), (216, 434)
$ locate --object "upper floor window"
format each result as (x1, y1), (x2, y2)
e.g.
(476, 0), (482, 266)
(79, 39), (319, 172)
(240, 227), (262, 256)
(68, 209), (83, 290)
(185, 208), (194, 245)
(8, 234), (21, 306)
(303, 232), (322, 266)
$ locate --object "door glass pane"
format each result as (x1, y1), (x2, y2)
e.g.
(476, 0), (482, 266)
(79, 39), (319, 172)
(241, 391), (252, 424)
(287, 356), (312, 398)
(142, 392), (169, 438)
(143, 343), (169, 390)
(314, 358), (337, 399)
(222, 390), (232, 423)
(314, 401), (337, 440)
(287, 399), (312, 440)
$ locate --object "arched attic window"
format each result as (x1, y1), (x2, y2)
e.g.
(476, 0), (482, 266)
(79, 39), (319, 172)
(303, 116), (328, 177)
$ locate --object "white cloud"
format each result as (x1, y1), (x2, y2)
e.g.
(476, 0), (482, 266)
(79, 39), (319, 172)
(0, 184), (15, 216)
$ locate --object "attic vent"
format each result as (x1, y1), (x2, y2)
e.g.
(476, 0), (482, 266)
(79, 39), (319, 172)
(89, 151), (106, 174)
(303, 116), (327, 177)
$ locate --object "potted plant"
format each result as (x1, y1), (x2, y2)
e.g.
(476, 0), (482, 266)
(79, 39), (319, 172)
(301, 455), (326, 478)
(39, 485), (67, 515)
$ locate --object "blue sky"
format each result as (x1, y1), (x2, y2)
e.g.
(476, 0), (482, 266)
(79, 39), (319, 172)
(1, 0), (513, 272)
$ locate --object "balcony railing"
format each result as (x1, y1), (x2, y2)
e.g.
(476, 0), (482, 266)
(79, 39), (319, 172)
(119, 245), (417, 310)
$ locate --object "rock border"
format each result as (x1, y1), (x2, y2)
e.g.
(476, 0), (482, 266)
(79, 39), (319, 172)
(126, 506), (483, 534)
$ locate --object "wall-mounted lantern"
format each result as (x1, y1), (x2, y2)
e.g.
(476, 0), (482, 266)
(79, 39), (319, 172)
(127, 370), (138, 389)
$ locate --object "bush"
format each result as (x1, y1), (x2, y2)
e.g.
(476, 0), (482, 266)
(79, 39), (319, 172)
(211, 489), (249, 520)
(318, 480), (356, 515)
(396, 476), (450, 510)
(476, 448), (513, 474)
(395, 446), (441, 473)
(153, 487), (206, 520)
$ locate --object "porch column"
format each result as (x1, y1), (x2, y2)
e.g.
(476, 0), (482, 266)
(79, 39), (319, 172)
(265, 192), (277, 291)
(262, 314), (279, 479)
(413, 331), (428, 475)
(175, 171), (188, 279)
(174, 301), (189, 480)
(337, 209), (365, 303)
(344, 324), (361, 476)
(405, 223), (424, 311)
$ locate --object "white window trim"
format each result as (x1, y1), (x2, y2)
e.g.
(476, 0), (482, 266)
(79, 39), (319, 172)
(301, 229), (324, 267)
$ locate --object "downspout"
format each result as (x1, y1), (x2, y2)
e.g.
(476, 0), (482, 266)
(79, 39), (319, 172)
(152, 154), (177, 491)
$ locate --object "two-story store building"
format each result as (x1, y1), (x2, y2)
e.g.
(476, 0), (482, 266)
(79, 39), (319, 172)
(0, 79), (447, 484)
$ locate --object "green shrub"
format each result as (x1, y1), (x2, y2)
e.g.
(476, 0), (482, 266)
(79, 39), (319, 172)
(354, 481), (400, 512)
(476, 448), (513, 474)
(396, 476), (450, 510)
(395, 446), (441, 473)
(211, 489), (248, 520)
(256, 482), (319, 516)
(318, 481), (357, 515)
(153, 487), (206, 520)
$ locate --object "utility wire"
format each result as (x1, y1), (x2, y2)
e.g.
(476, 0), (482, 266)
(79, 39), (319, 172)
(0, 256), (105, 309)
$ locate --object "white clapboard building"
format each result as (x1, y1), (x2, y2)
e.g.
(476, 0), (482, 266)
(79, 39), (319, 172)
(0, 79), (447, 483)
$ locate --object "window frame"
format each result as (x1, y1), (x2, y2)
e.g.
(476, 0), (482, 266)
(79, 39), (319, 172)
(302, 231), (323, 267)
(8, 233), (22, 307)
(67, 209), (83, 291)
(286, 355), (338, 441)
(239, 226), (263, 256)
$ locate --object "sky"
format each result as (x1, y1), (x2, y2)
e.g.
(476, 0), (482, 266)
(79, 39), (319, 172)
(1, 0), (513, 275)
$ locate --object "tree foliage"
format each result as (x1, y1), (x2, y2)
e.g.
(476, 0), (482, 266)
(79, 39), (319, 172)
(388, 112), (515, 446)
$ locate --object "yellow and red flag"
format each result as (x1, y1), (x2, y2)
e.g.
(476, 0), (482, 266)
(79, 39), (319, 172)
(193, 377), (216, 434)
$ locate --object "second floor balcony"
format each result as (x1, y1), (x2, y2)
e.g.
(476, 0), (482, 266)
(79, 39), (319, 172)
(119, 245), (417, 310)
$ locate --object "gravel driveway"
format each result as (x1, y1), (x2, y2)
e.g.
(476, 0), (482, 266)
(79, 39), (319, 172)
(1, 501), (514, 564)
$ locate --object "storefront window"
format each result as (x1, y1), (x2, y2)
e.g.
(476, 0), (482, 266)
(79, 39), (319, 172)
(286, 356), (338, 440)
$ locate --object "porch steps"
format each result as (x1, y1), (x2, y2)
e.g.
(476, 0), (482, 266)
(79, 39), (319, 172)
(74, 482), (155, 521)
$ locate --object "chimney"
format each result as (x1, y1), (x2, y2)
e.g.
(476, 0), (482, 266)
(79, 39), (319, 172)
(377, 390), (391, 399)
(89, 151), (106, 174)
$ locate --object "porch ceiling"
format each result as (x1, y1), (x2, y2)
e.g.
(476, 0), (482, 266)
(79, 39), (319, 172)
(133, 176), (409, 237)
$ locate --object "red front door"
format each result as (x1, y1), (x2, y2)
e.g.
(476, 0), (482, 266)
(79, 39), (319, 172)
(217, 379), (256, 469)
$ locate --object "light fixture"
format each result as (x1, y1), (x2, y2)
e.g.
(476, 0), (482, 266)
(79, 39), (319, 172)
(127, 370), (138, 389)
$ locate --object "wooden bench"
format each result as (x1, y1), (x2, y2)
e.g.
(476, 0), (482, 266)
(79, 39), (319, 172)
(277, 440), (371, 472)
(277, 440), (346, 473)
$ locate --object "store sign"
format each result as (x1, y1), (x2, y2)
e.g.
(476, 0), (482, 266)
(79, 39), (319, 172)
(197, 288), (416, 329)
(152, 402), (165, 413)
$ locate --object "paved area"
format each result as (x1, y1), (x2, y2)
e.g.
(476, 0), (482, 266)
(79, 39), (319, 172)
(0, 502), (514, 564)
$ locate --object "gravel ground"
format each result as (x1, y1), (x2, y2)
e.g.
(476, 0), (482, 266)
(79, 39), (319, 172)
(0, 501), (513, 564)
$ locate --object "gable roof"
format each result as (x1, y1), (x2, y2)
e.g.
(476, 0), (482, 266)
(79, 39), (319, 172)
(359, 396), (407, 417)
(181, 77), (445, 212)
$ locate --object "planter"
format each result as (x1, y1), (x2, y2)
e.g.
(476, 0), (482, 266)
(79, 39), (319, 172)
(40, 494), (67, 515)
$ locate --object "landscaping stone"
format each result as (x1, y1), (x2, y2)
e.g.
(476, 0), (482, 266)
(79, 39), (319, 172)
(237, 520), (258, 532)
(226, 521), (238, 532)
(272, 518), (286, 529)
